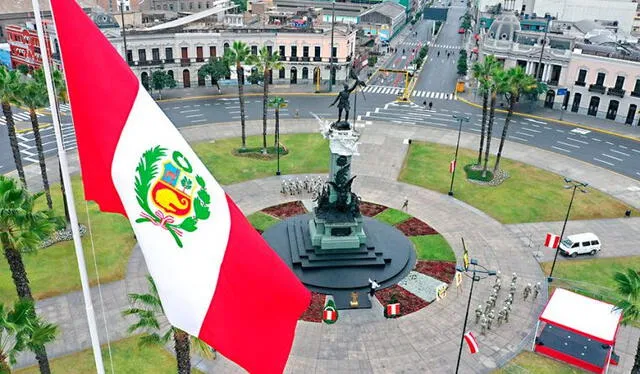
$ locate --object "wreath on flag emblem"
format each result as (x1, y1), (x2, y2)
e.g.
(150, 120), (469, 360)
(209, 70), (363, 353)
(134, 146), (211, 248)
(322, 299), (338, 324)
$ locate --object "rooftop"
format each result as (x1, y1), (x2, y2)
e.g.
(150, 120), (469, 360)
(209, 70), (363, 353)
(360, 2), (405, 19)
(0, 0), (96, 14)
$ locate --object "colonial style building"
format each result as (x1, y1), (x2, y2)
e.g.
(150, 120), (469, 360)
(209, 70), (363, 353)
(5, 22), (60, 71)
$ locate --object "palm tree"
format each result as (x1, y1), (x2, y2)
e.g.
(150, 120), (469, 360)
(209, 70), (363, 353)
(493, 67), (537, 173)
(269, 96), (287, 150)
(224, 41), (251, 149)
(16, 78), (53, 210)
(471, 55), (499, 166)
(123, 276), (215, 374)
(0, 66), (26, 187)
(0, 299), (57, 374)
(247, 47), (283, 152)
(613, 269), (640, 373)
(0, 175), (58, 374)
(482, 65), (503, 178)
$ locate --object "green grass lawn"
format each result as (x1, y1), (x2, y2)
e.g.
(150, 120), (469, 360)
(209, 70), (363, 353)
(192, 134), (329, 185)
(15, 335), (203, 374)
(373, 208), (412, 225)
(410, 234), (456, 261)
(0, 176), (135, 304)
(246, 211), (280, 231)
(494, 351), (583, 374)
(399, 141), (635, 224)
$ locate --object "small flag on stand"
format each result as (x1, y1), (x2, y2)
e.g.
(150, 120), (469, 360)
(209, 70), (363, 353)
(449, 159), (456, 173)
(323, 299), (338, 324)
(386, 303), (400, 316)
(544, 233), (561, 249)
(464, 331), (479, 354)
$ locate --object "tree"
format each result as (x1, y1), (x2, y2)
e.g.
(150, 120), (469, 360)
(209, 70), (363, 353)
(457, 51), (468, 75)
(0, 67), (26, 188)
(269, 96), (287, 149)
(0, 300), (57, 374)
(16, 78), (53, 210)
(247, 47), (283, 153)
(493, 67), (537, 172)
(150, 70), (176, 100)
(231, 0), (247, 12)
(224, 41), (251, 149)
(482, 64), (503, 178)
(123, 276), (215, 374)
(198, 57), (229, 94)
(0, 176), (58, 374)
(472, 55), (500, 166)
(613, 269), (640, 374)
(15, 65), (30, 76)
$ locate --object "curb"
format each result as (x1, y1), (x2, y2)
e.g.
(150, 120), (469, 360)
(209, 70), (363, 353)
(15, 123), (52, 134)
(457, 97), (640, 143)
(156, 91), (335, 103)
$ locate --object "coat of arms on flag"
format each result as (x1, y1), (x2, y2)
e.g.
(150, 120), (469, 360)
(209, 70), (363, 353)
(386, 303), (400, 317)
(135, 146), (211, 248)
(464, 331), (479, 354)
(323, 299), (338, 324)
(544, 233), (561, 249)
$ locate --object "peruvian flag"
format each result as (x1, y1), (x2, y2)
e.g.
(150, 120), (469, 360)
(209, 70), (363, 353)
(386, 303), (400, 316)
(464, 331), (479, 354)
(50, 0), (310, 373)
(544, 233), (561, 249)
(449, 159), (456, 173)
(323, 309), (337, 322)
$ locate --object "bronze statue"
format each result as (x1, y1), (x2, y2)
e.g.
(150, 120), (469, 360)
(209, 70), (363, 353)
(329, 78), (366, 124)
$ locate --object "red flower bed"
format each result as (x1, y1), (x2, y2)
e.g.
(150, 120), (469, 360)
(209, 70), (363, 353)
(299, 292), (326, 323)
(415, 260), (456, 283)
(359, 201), (388, 217)
(375, 285), (429, 316)
(395, 217), (438, 236)
(261, 201), (307, 219)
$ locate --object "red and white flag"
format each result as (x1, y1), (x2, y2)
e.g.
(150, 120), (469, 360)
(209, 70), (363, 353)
(449, 159), (456, 173)
(464, 331), (479, 354)
(544, 233), (561, 249)
(386, 303), (400, 316)
(50, 0), (310, 372)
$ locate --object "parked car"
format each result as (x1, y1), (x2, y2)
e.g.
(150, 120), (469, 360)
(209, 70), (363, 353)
(558, 233), (601, 258)
(458, 28), (466, 34)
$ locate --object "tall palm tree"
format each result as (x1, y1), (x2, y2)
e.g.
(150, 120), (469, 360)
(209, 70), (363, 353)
(16, 78), (52, 210)
(482, 65), (503, 178)
(0, 175), (58, 374)
(493, 67), (537, 173)
(613, 269), (640, 374)
(0, 66), (26, 187)
(471, 55), (499, 166)
(269, 96), (287, 150)
(247, 47), (283, 152)
(0, 299), (57, 374)
(123, 276), (215, 374)
(224, 41), (251, 149)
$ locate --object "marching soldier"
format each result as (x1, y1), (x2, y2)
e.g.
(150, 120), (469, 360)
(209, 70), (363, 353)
(509, 283), (516, 298)
(489, 293), (497, 308)
(511, 272), (518, 284)
(504, 307), (510, 323)
(495, 270), (502, 282)
(493, 278), (501, 294)
(475, 305), (483, 324)
(485, 299), (492, 314)
(496, 308), (505, 326)
(480, 315), (488, 335)
(487, 309), (495, 330)
(523, 283), (532, 301)
(505, 294), (513, 306)
(533, 282), (541, 300)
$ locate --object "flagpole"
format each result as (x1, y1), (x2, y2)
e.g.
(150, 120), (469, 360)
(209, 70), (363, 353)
(31, 1), (106, 373)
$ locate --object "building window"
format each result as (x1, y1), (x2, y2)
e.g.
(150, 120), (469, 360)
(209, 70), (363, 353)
(576, 69), (587, 85)
(303, 46), (309, 57)
(138, 49), (146, 62)
(180, 3), (184, 10)
(126, 49), (133, 63)
(595, 72), (606, 86)
(332, 46), (337, 58)
(614, 76), (625, 89)
(632, 79), (640, 96)
(189, 2), (193, 9)
(302, 67), (309, 80)
(223, 43), (230, 52)
(251, 45), (258, 55)
(198, 2), (202, 9)
(279, 45), (286, 57)
(266, 45), (273, 55)
(169, 3), (174, 10)
(279, 67), (285, 79)
(290, 45), (297, 57)
(152, 48), (160, 62)
(196, 46), (204, 62)
(206, 1), (210, 8)
(209, 46), (216, 58)
(165, 47), (173, 62)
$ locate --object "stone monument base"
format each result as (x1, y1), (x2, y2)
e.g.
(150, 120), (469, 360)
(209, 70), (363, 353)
(263, 214), (416, 309)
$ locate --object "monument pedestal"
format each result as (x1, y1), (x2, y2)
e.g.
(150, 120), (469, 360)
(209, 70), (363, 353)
(309, 215), (366, 250)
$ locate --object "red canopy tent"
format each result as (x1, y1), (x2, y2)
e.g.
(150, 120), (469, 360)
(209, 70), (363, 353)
(533, 288), (623, 373)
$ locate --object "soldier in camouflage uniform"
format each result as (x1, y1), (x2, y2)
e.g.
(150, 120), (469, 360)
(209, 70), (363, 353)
(487, 309), (495, 330)
(533, 282), (541, 300)
(523, 283), (532, 301)
(480, 315), (488, 335)
(475, 305), (483, 324)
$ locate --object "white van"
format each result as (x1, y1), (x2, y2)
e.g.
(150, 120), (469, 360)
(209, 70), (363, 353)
(558, 233), (601, 258)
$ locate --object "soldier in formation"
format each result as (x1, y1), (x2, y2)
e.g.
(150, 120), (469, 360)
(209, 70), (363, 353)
(533, 282), (541, 300)
(485, 299), (492, 314)
(475, 305), (483, 324)
(487, 309), (495, 330)
(496, 308), (505, 326)
(280, 176), (325, 196)
(480, 315), (488, 335)
(523, 283), (532, 301)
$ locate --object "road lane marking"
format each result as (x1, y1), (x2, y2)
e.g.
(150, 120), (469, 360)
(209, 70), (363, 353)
(528, 123), (540, 128)
(544, 126), (552, 130)
(632, 149), (640, 154)
(185, 114), (204, 118)
(606, 141), (614, 145)
(609, 149), (630, 157)
(619, 145), (628, 149)
(525, 118), (547, 124)
(592, 138), (602, 142)
(190, 119), (207, 123)
(522, 127), (541, 133)
(228, 111), (240, 114)
(571, 128), (591, 135)
(179, 109), (200, 113)
(566, 138), (589, 145)
(552, 146), (571, 153)
(515, 131), (534, 137)
(556, 129), (565, 133)
(557, 141), (579, 149)
(594, 158), (615, 166)
(509, 136), (529, 142)
(602, 153), (623, 161)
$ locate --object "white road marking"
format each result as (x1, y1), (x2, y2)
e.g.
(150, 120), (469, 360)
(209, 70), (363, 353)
(606, 141), (614, 145)
(544, 126), (552, 130)
(632, 149), (640, 154)
(228, 111), (241, 114)
(594, 158), (615, 166)
(193, 105), (200, 107)
(591, 138), (602, 142)
(528, 123), (540, 128)
(185, 114), (203, 118)
(552, 146), (571, 153)
(179, 109), (200, 113)
(602, 153), (623, 161)
(515, 131), (534, 138)
(556, 129), (565, 133)
(522, 127), (541, 133)
(509, 136), (529, 142)
(190, 119), (207, 123)
(609, 149), (630, 157)
(525, 118), (547, 124)
(566, 137), (589, 145)
(557, 141), (579, 149)
(619, 145), (628, 149)
(571, 128), (591, 135)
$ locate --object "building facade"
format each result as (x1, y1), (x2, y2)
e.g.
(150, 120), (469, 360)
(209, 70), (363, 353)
(5, 22), (60, 71)
(359, 2), (407, 41)
(109, 26), (357, 88)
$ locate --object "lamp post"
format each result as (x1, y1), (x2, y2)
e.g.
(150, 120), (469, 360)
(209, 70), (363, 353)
(275, 105), (281, 176)
(329, 0), (336, 92)
(534, 15), (551, 82)
(448, 115), (469, 196)
(548, 178), (588, 281)
(455, 259), (496, 374)
(119, 0), (128, 60)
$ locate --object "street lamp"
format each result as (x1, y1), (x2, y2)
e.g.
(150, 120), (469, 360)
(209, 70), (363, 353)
(329, 0), (336, 92)
(548, 178), (588, 281)
(448, 115), (470, 196)
(118, 0), (128, 60)
(534, 15), (552, 82)
(454, 258), (496, 374)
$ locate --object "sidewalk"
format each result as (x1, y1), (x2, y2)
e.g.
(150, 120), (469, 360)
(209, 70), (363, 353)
(9, 118), (640, 373)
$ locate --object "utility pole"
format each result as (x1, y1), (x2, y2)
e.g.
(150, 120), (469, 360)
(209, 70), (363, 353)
(119, 0), (128, 62)
(448, 115), (469, 196)
(329, 0), (335, 92)
(534, 15), (551, 82)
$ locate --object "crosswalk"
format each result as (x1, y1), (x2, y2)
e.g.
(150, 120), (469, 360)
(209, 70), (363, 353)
(427, 43), (461, 50)
(361, 85), (456, 100)
(16, 122), (76, 163)
(0, 111), (44, 126)
(399, 41), (460, 50)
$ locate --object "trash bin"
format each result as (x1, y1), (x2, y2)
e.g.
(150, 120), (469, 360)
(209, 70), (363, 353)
(456, 80), (465, 93)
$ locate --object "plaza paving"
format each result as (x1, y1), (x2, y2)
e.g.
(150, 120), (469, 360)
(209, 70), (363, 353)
(8, 118), (640, 373)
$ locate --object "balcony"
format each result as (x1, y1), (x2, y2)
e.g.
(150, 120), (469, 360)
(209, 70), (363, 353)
(588, 84), (606, 94)
(289, 56), (299, 62)
(279, 55), (286, 61)
(165, 58), (175, 63)
(607, 87), (626, 98)
(180, 58), (191, 67)
(574, 80), (586, 87)
(302, 56), (310, 62)
(631, 91), (640, 98)
(547, 79), (559, 87)
(196, 57), (205, 63)
(313, 56), (321, 62)
(150, 59), (163, 65)
(138, 60), (150, 66)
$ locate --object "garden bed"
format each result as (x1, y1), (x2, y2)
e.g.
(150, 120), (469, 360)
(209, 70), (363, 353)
(375, 285), (430, 316)
(299, 292), (326, 323)
(395, 217), (438, 236)
(234, 145), (288, 160)
(415, 260), (456, 284)
(261, 201), (308, 219)
(359, 201), (388, 217)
